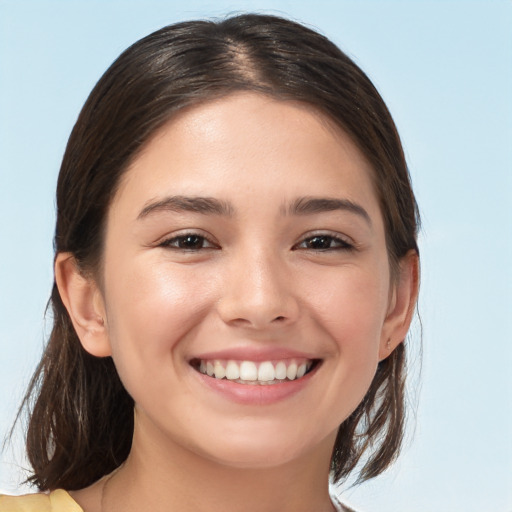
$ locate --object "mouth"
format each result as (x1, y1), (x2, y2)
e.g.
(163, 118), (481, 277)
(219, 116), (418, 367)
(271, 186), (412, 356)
(190, 358), (321, 385)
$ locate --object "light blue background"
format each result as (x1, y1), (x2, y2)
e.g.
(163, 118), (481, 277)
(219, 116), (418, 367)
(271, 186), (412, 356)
(1, 1), (511, 511)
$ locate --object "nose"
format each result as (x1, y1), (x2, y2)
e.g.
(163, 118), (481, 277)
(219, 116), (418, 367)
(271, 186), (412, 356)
(216, 249), (299, 330)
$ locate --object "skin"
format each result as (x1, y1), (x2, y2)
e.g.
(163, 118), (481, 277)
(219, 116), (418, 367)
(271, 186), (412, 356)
(56, 93), (418, 512)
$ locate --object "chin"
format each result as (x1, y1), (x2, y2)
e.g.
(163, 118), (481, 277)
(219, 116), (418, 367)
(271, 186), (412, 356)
(191, 421), (333, 471)
(205, 445), (308, 470)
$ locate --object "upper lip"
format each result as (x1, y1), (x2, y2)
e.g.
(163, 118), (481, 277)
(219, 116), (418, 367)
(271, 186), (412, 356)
(189, 347), (319, 363)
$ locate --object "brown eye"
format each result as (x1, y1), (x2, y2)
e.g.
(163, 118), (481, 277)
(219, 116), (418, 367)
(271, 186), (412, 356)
(177, 235), (205, 249)
(295, 235), (352, 251)
(160, 233), (217, 251)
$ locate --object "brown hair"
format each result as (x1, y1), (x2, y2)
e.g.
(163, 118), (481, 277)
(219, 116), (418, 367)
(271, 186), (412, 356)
(19, 13), (420, 491)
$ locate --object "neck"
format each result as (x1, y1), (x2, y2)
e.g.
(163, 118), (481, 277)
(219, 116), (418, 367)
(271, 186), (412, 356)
(103, 416), (337, 512)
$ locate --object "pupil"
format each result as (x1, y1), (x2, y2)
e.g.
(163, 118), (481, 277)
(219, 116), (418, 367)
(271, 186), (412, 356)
(181, 235), (202, 249)
(309, 236), (330, 249)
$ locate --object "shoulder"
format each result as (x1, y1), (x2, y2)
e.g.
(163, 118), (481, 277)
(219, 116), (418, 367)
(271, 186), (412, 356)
(0, 490), (83, 512)
(0, 492), (51, 512)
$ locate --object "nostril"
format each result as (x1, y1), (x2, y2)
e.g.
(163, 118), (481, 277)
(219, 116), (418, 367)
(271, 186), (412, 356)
(273, 316), (285, 322)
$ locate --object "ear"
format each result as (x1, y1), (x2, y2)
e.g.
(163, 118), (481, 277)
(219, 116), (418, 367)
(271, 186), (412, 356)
(379, 250), (419, 361)
(55, 252), (112, 357)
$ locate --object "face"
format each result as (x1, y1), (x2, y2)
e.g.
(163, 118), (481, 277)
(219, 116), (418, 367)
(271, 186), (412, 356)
(94, 93), (399, 469)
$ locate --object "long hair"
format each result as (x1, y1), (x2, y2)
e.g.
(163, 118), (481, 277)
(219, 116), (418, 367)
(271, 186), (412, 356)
(19, 13), (420, 490)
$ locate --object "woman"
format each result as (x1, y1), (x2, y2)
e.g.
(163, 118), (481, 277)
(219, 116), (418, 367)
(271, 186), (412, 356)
(0, 13), (419, 512)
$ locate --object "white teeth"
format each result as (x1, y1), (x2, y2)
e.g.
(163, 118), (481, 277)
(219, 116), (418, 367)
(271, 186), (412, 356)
(214, 360), (226, 379)
(286, 362), (298, 380)
(225, 360), (240, 380)
(196, 358), (316, 384)
(258, 361), (275, 381)
(275, 361), (287, 380)
(239, 361), (258, 380)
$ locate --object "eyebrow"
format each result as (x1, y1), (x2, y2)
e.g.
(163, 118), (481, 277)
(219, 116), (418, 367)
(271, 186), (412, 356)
(287, 196), (372, 225)
(137, 196), (234, 219)
(137, 194), (371, 226)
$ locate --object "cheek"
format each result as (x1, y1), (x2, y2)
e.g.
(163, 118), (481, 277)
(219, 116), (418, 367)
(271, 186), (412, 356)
(304, 262), (390, 357)
(102, 258), (217, 380)
(291, 263), (391, 423)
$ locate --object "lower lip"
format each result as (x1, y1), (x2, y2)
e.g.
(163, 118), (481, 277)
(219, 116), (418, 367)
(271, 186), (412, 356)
(193, 365), (319, 405)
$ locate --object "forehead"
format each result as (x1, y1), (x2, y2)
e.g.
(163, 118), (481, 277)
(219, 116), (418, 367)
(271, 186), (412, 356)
(112, 92), (380, 219)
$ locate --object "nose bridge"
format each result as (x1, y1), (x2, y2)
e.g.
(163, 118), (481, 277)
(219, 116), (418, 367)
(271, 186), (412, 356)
(218, 242), (298, 328)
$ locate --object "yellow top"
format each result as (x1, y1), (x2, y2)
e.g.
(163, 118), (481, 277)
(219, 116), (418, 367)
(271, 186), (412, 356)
(0, 490), (354, 511)
(0, 490), (83, 511)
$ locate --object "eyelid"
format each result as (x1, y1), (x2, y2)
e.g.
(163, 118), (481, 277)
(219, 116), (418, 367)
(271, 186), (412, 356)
(156, 229), (220, 250)
(292, 230), (356, 250)
(152, 229), (355, 251)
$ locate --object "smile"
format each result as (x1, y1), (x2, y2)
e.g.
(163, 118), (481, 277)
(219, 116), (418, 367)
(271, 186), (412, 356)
(191, 358), (319, 385)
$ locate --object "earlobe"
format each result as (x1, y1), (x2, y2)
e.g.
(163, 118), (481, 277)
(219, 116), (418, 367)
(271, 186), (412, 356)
(379, 250), (420, 361)
(55, 252), (112, 357)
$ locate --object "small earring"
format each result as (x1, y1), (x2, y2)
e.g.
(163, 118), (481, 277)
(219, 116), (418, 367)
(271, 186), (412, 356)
(386, 338), (391, 350)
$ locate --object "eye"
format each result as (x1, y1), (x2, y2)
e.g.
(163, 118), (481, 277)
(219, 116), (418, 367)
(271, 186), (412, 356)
(294, 234), (353, 251)
(159, 233), (218, 251)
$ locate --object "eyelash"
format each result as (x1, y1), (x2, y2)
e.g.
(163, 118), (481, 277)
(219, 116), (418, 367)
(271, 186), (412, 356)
(158, 231), (354, 252)
(292, 233), (354, 252)
(158, 232), (219, 251)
